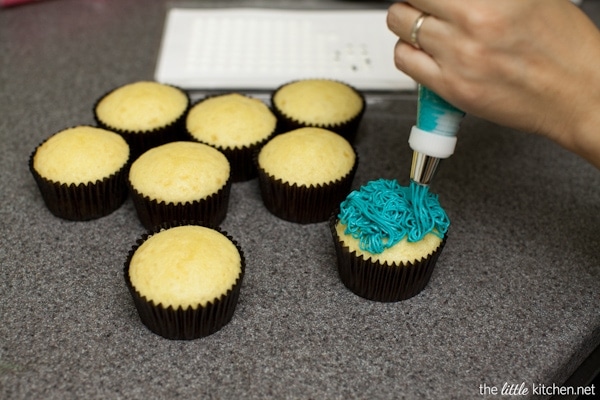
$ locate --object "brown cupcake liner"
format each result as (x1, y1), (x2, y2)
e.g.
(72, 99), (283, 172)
(123, 221), (245, 340)
(128, 178), (232, 231)
(185, 95), (277, 182)
(217, 134), (275, 182)
(29, 137), (130, 221)
(255, 151), (358, 224)
(329, 212), (448, 302)
(93, 84), (191, 160)
(270, 79), (366, 143)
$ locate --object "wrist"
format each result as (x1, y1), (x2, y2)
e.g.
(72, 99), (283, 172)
(569, 105), (600, 169)
(551, 11), (600, 169)
(542, 42), (600, 168)
(549, 87), (600, 169)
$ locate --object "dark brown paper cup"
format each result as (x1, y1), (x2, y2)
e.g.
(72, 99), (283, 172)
(256, 154), (358, 224)
(271, 79), (366, 143)
(330, 213), (447, 302)
(29, 140), (130, 221)
(128, 178), (231, 230)
(124, 222), (245, 340)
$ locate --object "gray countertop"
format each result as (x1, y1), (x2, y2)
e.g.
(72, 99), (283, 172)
(1, 1), (599, 399)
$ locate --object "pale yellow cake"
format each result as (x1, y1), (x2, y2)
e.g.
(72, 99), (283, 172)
(128, 225), (242, 309)
(272, 79), (364, 125)
(128, 141), (230, 204)
(95, 81), (188, 132)
(186, 93), (276, 148)
(33, 126), (129, 185)
(335, 221), (443, 265)
(257, 127), (355, 186)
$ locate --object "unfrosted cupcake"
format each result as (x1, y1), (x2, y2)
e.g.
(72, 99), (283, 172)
(94, 81), (190, 159)
(330, 179), (449, 302)
(185, 93), (277, 182)
(128, 141), (231, 230)
(256, 127), (357, 223)
(124, 223), (245, 340)
(271, 79), (366, 142)
(29, 125), (130, 220)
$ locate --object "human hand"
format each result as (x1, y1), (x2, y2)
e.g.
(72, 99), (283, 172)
(387, 0), (600, 168)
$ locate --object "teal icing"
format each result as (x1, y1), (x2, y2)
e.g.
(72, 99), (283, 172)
(338, 179), (449, 254)
(417, 85), (465, 136)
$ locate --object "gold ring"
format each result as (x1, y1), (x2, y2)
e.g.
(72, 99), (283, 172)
(410, 12), (428, 49)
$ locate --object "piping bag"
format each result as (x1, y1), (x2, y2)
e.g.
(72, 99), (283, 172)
(409, 85), (465, 185)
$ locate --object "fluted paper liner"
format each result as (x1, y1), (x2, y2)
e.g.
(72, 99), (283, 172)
(93, 84), (191, 160)
(218, 135), (275, 182)
(329, 212), (448, 302)
(29, 140), (130, 221)
(271, 79), (366, 143)
(128, 177), (232, 230)
(124, 222), (245, 340)
(255, 151), (358, 224)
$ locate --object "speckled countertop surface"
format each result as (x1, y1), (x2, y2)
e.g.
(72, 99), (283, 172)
(1, 1), (599, 399)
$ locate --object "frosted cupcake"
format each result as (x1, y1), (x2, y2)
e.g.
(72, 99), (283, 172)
(256, 127), (357, 223)
(185, 93), (277, 182)
(124, 223), (245, 339)
(330, 179), (449, 302)
(128, 141), (231, 230)
(271, 79), (366, 142)
(94, 81), (190, 159)
(29, 125), (130, 220)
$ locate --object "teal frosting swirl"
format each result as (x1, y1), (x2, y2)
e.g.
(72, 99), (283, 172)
(338, 179), (449, 254)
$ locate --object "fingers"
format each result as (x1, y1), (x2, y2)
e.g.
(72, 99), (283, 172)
(392, 39), (441, 89)
(386, 2), (424, 46)
(387, 2), (448, 57)
(405, 0), (462, 20)
(387, 2), (447, 90)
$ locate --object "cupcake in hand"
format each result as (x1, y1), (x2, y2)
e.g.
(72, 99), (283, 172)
(330, 179), (450, 302)
(124, 223), (245, 340)
(29, 125), (130, 221)
(256, 127), (358, 224)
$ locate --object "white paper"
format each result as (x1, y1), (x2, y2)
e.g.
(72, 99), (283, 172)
(155, 8), (415, 91)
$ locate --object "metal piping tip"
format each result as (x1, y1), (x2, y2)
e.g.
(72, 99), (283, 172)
(410, 151), (441, 186)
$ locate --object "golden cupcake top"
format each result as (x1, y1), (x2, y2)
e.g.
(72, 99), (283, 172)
(33, 126), (129, 185)
(272, 79), (364, 125)
(128, 225), (242, 309)
(129, 141), (230, 204)
(95, 81), (188, 132)
(258, 127), (355, 186)
(186, 93), (277, 148)
(335, 221), (443, 265)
